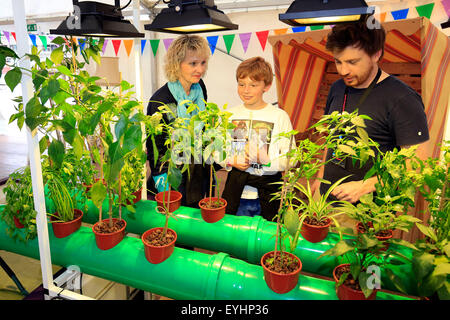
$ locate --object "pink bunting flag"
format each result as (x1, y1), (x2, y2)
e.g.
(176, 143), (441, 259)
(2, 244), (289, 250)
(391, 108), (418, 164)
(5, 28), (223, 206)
(239, 33), (252, 53)
(102, 39), (109, 55)
(163, 38), (174, 51)
(442, 0), (450, 17)
(3, 31), (10, 43)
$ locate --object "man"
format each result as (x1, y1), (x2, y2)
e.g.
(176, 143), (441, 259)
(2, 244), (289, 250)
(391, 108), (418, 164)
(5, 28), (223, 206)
(316, 19), (429, 203)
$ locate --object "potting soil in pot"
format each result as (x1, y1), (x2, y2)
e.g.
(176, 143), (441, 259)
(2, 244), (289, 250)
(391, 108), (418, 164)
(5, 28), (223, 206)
(144, 229), (176, 246)
(335, 264), (363, 291)
(263, 252), (300, 274)
(94, 219), (126, 234)
(303, 216), (329, 226)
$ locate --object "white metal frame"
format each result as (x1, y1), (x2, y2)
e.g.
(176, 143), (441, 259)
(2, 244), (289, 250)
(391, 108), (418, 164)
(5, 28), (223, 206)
(12, 0), (93, 300)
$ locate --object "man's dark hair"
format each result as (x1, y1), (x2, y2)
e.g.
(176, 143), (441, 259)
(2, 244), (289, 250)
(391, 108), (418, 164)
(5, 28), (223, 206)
(326, 20), (386, 60)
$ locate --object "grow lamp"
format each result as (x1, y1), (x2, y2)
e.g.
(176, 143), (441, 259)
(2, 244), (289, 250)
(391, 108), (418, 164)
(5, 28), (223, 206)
(279, 0), (375, 26)
(50, 0), (144, 38)
(144, 0), (238, 34)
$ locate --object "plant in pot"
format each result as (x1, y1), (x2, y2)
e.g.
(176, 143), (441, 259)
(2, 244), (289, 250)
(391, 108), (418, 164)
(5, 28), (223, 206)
(278, 110), (378, 247)
(388, 141), (450, 300)
(189, 101), (234, 223)
(85, 82), (145, 250)
(319, 231), (391, 300)
(141, 105), (190, 263)
(0, 166), (37, 243)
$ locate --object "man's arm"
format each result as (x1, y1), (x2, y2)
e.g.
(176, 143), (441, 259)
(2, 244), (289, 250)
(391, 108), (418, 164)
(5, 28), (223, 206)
(331, 140), (430, 203)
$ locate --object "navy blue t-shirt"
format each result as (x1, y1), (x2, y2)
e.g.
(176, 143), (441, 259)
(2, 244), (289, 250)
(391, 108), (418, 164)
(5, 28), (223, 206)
(320, 75), (429, 198)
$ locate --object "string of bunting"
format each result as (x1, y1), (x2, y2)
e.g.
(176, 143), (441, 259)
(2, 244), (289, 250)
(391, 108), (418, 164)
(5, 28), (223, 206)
(0, 1), (448, 58)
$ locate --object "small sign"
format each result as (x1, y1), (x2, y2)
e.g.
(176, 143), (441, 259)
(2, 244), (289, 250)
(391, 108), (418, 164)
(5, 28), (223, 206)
(27, 24), (37, 32)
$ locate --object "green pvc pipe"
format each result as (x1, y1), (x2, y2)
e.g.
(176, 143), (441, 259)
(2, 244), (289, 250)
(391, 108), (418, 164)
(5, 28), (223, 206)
(60, 199), (419, 296)
(0, 220), (412, 300)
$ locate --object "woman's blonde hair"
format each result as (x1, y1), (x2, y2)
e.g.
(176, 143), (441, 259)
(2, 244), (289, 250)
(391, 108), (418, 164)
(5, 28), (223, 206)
(164, 35), (211, 82)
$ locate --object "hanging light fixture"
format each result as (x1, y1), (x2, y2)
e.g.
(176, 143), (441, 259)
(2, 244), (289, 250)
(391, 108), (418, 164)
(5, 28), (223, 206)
(279, 0), (375, 26)
(144, 0), (238, 34)
(50, 0), (144, 38)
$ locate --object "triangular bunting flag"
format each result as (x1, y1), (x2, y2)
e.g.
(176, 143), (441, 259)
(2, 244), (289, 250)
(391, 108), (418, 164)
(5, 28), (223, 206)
(207, 36), (219, 55)
(163, 38), (174, 51)
(442, 0), (450, 17)
(379, 12), (387, 23)
(256, 30), (269, 51)
(123, 39), (134, 57)
(391, 8), (409, 20)
(102, 39), (109, 55)
(141, 39), (147, 54)
(292, 27), (306, 33)
(79, 38), (87, 50)
(310, 25), (324, 31)
(48, 35), (56, 42)
(223, 34), (235, 54)
(274, 28), (288, 35)
(112, 39), (121, 56)
(3, 31), (10, 43)
(11, 32), (16, 42)
(29, 34), (37, 47)
(39, 35), (47, 50)
(415, 3), (435, 19)
(239, 33), (251, 53)
(150, 39), (160, 57)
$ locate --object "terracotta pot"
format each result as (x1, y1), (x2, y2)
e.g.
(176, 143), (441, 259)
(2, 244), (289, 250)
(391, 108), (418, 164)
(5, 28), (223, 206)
(356, 222), (393, 250)
(155, 191), (182, 213)
(51, 209), (83, 239)
(141, 227), (177, 264)
(125, 188), (143, 206)
(260, 251), (302, 294)
(300, 217), (332, 243)
(198, 197), (227, 223)
(333, 264), (378, 300)
(13, 216), (25, 229)
(92, 218), (127, 250)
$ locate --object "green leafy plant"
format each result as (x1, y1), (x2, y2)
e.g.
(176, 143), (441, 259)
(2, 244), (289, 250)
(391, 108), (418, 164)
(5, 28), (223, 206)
(0, 166), (37, 242)
(189, 101), (234, 208)
(405, 141), (449, 299)
(319, 232), (388, 298)
(274, 110), (378, 254)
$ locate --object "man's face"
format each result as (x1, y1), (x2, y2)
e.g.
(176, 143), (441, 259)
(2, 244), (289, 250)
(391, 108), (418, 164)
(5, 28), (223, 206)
(333, 45), (381, 89)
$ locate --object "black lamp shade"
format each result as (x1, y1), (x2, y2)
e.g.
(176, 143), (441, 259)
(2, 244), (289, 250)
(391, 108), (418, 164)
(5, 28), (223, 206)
(145, 1), (238, 34)
(50, 1), (144, 38)
(280, 0), (375, 26)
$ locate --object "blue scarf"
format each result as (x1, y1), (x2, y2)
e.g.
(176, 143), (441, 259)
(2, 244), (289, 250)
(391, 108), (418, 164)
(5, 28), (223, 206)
(167, 80), (206, 119)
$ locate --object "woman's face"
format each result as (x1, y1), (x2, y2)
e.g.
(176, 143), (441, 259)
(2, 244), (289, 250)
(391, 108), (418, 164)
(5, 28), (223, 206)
(179, 50), (208, 89)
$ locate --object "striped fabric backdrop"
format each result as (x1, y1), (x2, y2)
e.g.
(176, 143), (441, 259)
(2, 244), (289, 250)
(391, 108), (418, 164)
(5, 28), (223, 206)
(269, 17), (450, 242)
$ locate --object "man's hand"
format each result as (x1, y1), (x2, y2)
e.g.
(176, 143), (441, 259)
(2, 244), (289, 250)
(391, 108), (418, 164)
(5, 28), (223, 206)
(228, 154), (250, 171)
(331, 176), (377, 203)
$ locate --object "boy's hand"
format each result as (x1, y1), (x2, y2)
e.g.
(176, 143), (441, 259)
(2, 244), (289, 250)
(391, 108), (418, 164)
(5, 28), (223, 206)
(228, 154), (250, 171)
(247, 143), (270, 165)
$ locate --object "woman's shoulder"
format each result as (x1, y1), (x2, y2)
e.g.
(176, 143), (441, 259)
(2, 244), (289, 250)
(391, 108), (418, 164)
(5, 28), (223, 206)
(147, 83), (176, 114)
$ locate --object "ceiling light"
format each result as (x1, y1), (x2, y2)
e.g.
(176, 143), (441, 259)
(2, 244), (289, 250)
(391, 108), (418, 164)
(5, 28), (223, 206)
(145, 0), (238, 34)
(279, 0), (375, 26)
(50, 0), (144, 38)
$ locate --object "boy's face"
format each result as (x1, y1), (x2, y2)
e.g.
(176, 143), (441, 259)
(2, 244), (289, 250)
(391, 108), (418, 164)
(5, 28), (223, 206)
(333, 45), (382, 89)
(237, 76), (271, 109)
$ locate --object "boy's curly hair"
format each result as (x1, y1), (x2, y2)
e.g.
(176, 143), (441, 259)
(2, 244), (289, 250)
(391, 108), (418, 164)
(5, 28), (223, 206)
(164, 35), (211, 82)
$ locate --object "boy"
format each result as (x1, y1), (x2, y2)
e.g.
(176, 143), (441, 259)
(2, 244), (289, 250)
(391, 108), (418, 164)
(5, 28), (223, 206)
(221, 57), (294, 221)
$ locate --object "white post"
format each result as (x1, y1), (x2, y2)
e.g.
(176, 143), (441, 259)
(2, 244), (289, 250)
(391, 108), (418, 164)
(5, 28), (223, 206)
(133, 0), (147, 201)
(12, 0), (91, 300)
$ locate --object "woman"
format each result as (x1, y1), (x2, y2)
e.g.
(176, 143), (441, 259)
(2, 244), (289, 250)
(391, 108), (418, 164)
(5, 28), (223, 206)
(146, 35), (211, 208)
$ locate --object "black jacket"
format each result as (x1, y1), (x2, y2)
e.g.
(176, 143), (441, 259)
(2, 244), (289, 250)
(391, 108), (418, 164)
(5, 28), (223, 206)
(146, 80), (212, 208)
